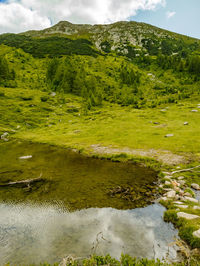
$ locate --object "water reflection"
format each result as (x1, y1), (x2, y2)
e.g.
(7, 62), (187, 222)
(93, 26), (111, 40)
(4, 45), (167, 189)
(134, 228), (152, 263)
(0, 203), (178, 265)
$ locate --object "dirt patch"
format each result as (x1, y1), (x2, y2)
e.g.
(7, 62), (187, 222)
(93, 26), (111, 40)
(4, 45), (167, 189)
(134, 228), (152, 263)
(90, 144), (188, 166)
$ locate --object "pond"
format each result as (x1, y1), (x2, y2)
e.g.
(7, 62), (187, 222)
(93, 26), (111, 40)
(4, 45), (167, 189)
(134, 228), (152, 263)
(0, 141), (179, 265)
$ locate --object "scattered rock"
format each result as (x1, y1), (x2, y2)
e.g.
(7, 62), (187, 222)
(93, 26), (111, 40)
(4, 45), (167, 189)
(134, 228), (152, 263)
(19, 155), (32, 160)
(166, 190), (176, 198)
(184, 122), (189, 125)
(193, 206), (200, 210)
(177, 212), (199, 220)
(193, 229), (200, 238)
(165, 134), (174, 138)
(184, 197), (198, 203)
(191, 183), (200, 190)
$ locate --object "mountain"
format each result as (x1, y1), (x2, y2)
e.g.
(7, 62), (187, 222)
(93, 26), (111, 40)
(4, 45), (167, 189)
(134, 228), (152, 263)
(0, 20), (199, 109)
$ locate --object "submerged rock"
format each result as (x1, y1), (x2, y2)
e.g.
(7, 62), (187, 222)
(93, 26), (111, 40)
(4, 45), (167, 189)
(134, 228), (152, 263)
(19, 155), (33, 160)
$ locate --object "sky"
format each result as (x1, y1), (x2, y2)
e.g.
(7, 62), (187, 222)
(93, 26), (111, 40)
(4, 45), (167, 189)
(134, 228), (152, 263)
(0, 0), (199, 39)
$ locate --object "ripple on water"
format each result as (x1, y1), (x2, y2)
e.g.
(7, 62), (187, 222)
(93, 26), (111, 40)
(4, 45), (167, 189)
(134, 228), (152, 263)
(0, 203), (179, 265)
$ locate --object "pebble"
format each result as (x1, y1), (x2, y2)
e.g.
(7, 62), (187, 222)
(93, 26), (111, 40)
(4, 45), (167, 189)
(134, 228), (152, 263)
(193, 229), (200, 238)
(177, 212), (199, 220)
(184, 122), (189, 125)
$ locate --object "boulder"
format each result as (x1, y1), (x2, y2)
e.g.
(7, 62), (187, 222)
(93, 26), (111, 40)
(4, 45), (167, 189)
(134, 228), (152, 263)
(193, 229), (200, 238)
(177, 212), (199, 220)
(191, 183), (200, 190)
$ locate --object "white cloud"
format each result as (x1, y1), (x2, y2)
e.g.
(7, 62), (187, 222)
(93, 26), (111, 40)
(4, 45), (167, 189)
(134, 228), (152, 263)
(0, 0), (166, 33)
(166, 11), (176, 19)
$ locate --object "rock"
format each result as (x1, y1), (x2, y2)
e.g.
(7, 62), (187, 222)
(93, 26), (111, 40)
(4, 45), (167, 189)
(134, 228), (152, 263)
(1, 132), (9, 141)
(179, 180), (186, 186)
(177, 212), (199, 220)
(165, 175), (173, 179)
(160, 197), (168, 202)
(193, 206), (200, 210)
(178, 205), (188, 209)
(165, 134), (174, 138)
(166, 190), (176, 198)
(19, 155), (32, 160)
(193, 229), (200, 238)
(172, 180), (180, 187)
(173, 201), (184, 205)
(161, 109), (167, 112)
(191, 183), (200, 190)
(165, 181), (171, 186)
(163, 171), (171, 175)
(178, 176), (185, 180)
(184, 197), (198, 203)
(191, 110), (198, 112)
(184, 192), (193, 197)
(184, 122), (189, 125)
(50, 92), (56, 97)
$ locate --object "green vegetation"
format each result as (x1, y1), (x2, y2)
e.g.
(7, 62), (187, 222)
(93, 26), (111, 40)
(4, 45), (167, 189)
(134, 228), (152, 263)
(0, 20), (200, 264)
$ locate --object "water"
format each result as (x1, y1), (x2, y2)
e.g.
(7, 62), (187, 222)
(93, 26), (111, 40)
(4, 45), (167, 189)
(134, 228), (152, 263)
(0, 203), (178, 265)
(0, 140), (157, 210)
(0, 140), (179, 264)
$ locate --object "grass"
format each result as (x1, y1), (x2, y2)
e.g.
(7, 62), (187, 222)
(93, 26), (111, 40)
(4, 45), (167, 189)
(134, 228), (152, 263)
(1, 86), (200, 160)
